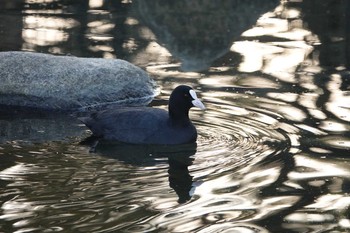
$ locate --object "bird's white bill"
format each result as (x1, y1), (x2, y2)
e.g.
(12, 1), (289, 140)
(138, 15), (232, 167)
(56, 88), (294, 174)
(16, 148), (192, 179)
(190, 90), (205, 110)
(192, 99), (205, 110)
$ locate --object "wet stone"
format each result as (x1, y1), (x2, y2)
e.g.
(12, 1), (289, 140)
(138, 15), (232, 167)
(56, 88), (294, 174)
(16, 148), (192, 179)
(0, 51), (156, 112)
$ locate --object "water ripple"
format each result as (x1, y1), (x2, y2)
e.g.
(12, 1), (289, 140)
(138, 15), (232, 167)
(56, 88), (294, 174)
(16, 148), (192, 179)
(0, 96), (292, 232)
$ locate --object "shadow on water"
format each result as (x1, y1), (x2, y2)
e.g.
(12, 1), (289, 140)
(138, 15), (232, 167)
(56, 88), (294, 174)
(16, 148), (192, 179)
(91, 142), (197, 204)
(0, 106), (85, 143)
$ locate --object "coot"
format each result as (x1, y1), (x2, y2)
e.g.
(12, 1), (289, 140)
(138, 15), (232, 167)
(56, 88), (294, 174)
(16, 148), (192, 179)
(80, 85), (205, 144)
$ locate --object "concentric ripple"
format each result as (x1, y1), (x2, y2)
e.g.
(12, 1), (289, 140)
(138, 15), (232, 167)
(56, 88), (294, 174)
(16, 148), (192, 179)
(0, 88), (292, 233)
(193, 96), (289, 173)
(143, 96), (292, 232)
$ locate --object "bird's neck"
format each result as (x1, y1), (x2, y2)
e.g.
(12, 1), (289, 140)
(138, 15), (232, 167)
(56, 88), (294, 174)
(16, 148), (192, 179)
(168, 106), (190, 126)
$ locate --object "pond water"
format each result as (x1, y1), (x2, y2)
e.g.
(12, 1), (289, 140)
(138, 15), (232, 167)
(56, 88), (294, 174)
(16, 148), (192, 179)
(1, 0), (350, 232)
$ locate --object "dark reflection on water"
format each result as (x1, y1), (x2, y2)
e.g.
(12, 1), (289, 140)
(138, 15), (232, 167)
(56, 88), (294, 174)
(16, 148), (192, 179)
(93, 142), (197, 204)
(1, 0), (350, 232)
(0, 106), (85, 143)
(133, 0), (279, 71)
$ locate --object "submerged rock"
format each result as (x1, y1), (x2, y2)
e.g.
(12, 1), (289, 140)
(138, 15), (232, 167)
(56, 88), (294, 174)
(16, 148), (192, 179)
(0, 51), (156, 112)
(0, 110), (85, 143)
(134, 0), (279, 71)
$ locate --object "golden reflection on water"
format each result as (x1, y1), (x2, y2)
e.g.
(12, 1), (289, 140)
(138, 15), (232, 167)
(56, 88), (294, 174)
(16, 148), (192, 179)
(22, 15), (72, 50)
(89, 0), (103, 9)
(231, 7), (314, 82)
(232, 39), (313, 82)
(327, 74), (350, 122)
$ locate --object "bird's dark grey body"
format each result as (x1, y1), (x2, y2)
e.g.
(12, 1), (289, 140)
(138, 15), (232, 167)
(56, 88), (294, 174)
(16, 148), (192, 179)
(80, 107), (197, 144)
(80, 85), (205, 145)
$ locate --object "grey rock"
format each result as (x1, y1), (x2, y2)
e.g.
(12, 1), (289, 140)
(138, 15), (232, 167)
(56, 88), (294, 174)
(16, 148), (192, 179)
(0, 51), (156, 112)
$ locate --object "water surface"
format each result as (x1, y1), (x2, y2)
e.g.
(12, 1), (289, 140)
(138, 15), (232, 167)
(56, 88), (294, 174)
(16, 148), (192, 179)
(0, 1), (350, 232)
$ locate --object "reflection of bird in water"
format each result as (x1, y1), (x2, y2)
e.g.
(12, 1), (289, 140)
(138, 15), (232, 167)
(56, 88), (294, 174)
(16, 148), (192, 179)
(83, 141), (197, 203)
(168, 154), (194, 203)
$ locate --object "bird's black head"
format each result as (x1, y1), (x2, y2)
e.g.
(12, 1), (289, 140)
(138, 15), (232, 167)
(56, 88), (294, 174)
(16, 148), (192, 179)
(168, 85), (205, 122)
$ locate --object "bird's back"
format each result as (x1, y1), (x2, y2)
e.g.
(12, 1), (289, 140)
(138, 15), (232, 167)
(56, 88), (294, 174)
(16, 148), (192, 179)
(81, 107), (197, 144)
(80, 107), (169, 143)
